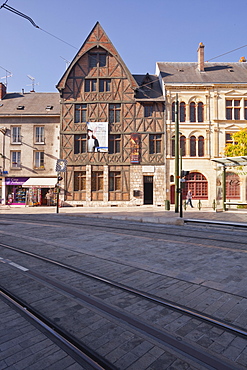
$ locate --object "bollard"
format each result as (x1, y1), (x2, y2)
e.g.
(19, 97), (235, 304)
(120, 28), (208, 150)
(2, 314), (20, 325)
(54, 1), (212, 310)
(197, 199), (202, 210)
(183, 200), (187, 210)
(212, 199), (216, 211)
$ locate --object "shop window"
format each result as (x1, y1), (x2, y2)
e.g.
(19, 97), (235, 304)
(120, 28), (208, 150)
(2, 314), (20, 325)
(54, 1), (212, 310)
(185, 172), (208, 199)
(226, 172), (240, 199)
(74, 134), (87, 154)
(91, 171), (103, 191)
(109, 104), (121, 123)
(34, 151), (44, 169)
(11, 126), (21, 144)
(109, 134), (121, 154)
(149, 134), (162, 154)
(74, 171), (86, 191)
(11, 151), (21, 168)
(75, 104), (87, 123)
(109, 171), (121, 191)
(35, 126), (44, 143)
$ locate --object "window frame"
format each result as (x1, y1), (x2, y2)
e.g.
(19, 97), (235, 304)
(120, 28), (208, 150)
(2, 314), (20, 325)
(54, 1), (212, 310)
(11, 126), (21, 144)
(34, 126), (45, 144)
(74, 171), (86, 191)
(34, 151), (45, 169)
(74, 134), (87, 154)
(109, 103), (121, 124)
(109, 134), (121, 154)
(149, 134), (162, 154)
(89, 52), (107, 68)
(75, 104), (87, 123)
(144, 104), (153, 118)
(11, 151), (21, 168)
(109, 171), (121, 192)
(91, 171), (103, 191)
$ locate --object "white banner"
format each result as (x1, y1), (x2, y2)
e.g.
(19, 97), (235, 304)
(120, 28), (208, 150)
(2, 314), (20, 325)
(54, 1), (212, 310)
(87, 122), (108, 152)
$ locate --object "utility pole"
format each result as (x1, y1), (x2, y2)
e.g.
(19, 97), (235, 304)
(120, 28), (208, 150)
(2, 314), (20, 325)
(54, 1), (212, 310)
(175, 94), (179, 213)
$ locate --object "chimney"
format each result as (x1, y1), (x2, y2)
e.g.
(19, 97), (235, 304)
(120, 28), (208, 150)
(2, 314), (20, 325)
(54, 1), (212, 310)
(197, 42), (205, 72)
(239, 56), (246, 62)
(0, 82), (6, 100)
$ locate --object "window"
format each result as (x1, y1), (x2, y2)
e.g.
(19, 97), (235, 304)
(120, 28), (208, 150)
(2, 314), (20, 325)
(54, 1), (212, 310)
(109, 104), (121, 123)
(75, 104), (87, 123)
(99, 79), (111, 92)
(190, 102), (196, 122)
(226, 132), (234, 146)
(226, 99), (240, 120)
(34, 151), (44, 169)
(245, 100), (247, 120)
(91, 171), (103, 191)
(109, 171), (121, 191)
(109, 134), (121, 154)
(11, 151), (21, 168)
(149, 134), (162, 154)
(190, 136), (196, 157)
(74, 171), (86, 191)
(74, 134), (87, 154)
(198, 102), (204, 122)
(180, 102), (186, 122)
(171, 135), (175, 156)
(35, 126), (44, 143)
(85, 79), (97, 92)
(180, 136), (186, 156)
(144, 104), (153, 117)
(11, 126), (21, 143)
(172, 102), (175, 122)
(184, 172), (208, 199)
(198, 136), (204, 157)
(89, 52), (106, 68)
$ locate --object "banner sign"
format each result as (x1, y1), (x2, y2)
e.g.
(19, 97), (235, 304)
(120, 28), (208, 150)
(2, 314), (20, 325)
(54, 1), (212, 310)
(130, 133), (140, 164)
(87, 122), (108, 152)
(5, 177), (29, 185)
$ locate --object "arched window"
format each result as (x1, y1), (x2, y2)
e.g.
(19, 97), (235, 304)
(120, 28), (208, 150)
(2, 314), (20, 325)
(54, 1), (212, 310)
(226, 172), (240, 199)
(190, 136), (196, 156)
(172, 102), (175, 122)
(180, 102), (186, 122)
(190, 102), (196, 122)
(198, 136), (204, 157)
(171, 135), (175, 156)
(184, 172), (208, 199)
(198, 102), (204, 122)
(180, 136), (186, 157)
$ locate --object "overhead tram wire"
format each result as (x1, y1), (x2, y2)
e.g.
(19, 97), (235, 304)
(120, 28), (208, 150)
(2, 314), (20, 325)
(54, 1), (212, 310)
(1, 1), (247, 99)
(0, 1), (77, 50)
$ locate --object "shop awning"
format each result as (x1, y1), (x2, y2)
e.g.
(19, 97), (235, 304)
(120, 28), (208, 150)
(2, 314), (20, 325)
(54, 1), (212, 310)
(22, 178), (57, 188)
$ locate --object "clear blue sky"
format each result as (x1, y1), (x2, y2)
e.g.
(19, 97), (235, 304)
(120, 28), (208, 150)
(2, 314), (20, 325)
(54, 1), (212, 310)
(1, 0), (247, 93)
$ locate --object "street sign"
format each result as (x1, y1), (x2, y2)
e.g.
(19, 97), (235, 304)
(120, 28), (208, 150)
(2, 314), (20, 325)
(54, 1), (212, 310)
(55, 159), (67, 172)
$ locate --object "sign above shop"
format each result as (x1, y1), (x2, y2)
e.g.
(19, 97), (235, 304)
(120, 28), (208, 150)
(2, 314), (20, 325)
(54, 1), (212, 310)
(5, 177), (29, 185)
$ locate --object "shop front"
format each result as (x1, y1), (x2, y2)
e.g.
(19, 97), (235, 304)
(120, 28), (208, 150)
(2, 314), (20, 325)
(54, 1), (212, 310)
(22, 177), (57, 206)
(5, 177), (29, 205)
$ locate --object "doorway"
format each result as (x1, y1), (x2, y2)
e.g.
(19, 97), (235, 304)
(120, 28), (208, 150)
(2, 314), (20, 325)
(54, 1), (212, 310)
(143, 176), (153, 204)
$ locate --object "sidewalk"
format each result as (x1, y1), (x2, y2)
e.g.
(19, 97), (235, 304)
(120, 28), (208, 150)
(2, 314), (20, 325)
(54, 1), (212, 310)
(0, 204), (246, 226)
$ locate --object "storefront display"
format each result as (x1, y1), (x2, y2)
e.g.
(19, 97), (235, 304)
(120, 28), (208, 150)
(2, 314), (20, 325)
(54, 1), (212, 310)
(5, 177), (29, 205)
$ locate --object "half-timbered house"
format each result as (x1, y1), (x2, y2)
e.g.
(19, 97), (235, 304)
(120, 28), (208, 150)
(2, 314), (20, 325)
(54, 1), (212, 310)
(57, 22), (165, 206)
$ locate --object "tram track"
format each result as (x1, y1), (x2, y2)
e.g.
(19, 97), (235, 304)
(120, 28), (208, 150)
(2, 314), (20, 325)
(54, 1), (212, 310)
(1, 241), (247, 339)
(0, 255), (242, 370)
(1, 214), (247, 251)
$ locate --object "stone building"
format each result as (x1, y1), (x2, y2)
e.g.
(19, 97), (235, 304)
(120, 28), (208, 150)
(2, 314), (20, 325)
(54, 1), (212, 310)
(0, 84), (60, 205)
(57, 22), (165, 207)
(156, 43), (247, 206)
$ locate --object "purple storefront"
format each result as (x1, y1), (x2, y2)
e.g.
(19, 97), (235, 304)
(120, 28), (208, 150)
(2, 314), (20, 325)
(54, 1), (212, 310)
(5, 177), (29, 205)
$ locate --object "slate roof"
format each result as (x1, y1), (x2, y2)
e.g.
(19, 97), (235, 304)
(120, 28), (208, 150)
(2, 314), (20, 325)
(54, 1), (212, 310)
(133, 74), (164, 101)
(157, 62), (247, 84)
(0, 92), (60, 115)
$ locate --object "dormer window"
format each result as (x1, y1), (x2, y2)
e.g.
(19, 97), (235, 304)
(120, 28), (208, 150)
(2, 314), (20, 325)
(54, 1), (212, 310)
(46, 105), (53, 110)
(17, 105), (24, 110)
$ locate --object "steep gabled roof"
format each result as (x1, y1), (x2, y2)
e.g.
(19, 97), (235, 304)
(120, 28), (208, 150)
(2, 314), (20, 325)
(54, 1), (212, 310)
(157, 62), (247, 84)
(57, 22), (138, 91)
